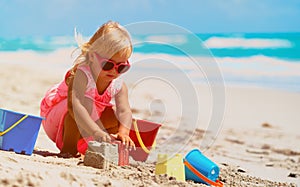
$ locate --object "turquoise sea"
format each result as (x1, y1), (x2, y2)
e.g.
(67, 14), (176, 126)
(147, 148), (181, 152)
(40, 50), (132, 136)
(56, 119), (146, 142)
(1, 32), (300, 92)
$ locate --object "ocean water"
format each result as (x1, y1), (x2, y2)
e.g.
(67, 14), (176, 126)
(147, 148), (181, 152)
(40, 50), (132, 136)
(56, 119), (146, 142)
(0, 32), (300, 92)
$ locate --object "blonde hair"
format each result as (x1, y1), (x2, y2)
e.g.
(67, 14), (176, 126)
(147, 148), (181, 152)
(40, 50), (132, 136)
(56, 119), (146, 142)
(70, 21), (132, 75)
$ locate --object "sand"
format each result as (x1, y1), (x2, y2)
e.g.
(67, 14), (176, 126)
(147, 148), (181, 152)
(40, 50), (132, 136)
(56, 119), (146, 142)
(0, 51), (299, 186)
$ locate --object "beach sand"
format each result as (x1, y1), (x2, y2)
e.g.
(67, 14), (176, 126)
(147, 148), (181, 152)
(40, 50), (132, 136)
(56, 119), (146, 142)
(0, 51), (299, 186)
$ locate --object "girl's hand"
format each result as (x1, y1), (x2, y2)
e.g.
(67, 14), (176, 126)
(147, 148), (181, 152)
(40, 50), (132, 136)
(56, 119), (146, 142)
(110, 133), (136, 151)
(93, 130), (111, 143)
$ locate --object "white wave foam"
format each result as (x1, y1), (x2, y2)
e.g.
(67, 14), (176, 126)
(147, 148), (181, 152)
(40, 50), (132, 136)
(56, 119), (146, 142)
(130, 53), (300, 79)
(129, 53), (300, 91)
(204, 37), (292, 49)
(1, 50), (299, 87)
(215, 55), (300, 77)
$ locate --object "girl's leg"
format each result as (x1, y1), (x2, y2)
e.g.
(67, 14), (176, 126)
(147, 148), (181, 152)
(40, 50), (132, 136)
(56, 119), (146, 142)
(100, 106), (120, 134)
(61, 112), (81, 156)
(60, 106), (119, 156)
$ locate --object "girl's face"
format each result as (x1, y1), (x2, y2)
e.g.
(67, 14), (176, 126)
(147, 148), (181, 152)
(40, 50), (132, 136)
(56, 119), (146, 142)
(89, 52), (130, 82)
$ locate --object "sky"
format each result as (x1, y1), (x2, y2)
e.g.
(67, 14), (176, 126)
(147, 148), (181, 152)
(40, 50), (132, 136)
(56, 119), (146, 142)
(0, 0), (300, 38)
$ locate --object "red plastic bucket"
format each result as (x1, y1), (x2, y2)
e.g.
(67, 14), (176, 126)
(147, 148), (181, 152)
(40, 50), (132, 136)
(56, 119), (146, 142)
(129, 119), (161, 161)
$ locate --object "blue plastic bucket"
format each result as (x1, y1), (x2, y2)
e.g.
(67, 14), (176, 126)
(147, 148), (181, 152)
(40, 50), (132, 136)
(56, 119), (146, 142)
(0, 108), (42, 155)
(184, 149), (220, 184)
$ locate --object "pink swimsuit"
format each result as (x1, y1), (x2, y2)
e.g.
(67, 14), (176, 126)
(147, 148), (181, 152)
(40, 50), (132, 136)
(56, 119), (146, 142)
(40, 65), (123, 150)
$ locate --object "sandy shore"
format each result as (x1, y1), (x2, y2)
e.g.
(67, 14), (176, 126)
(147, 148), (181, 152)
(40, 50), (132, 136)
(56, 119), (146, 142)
(0, 52), (299, 186)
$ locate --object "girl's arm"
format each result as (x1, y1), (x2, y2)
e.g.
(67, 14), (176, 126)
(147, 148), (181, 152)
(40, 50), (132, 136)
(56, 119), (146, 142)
(68, 70), (110, 141)
(114, 82), (135, 148)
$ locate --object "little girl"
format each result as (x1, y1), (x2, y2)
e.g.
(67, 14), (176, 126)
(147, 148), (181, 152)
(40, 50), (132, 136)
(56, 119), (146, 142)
(40, 21), (135, 157)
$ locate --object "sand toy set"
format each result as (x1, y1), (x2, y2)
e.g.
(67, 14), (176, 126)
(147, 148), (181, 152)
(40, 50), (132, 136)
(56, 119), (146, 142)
(0, 108), (223, 186)
(82, 118), (223, 186)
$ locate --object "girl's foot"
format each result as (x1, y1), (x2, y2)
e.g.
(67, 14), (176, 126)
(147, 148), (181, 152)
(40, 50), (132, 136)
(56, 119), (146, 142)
(58, 152), (81, 158)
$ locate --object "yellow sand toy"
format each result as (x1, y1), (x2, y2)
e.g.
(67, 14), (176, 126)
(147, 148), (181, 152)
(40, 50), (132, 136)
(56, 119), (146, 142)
(155, 153), (185, 181)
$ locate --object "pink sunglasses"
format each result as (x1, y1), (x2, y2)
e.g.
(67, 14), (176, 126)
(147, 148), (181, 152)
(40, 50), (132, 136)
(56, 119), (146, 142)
(94, 52), (131, 74)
